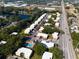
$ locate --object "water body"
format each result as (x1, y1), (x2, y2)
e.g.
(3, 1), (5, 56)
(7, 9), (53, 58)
(4, 0), (60, 4)
(1, 13), (30, 20)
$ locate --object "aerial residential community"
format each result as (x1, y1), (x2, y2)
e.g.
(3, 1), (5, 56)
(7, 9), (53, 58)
(0, 0), (79, 59)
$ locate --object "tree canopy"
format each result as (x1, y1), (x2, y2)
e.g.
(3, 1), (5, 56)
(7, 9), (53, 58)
(42, 25), (61, 34)
(71, 32), (79, 48)
(49, 47), (63, 59)
(34, 43), (48, 55)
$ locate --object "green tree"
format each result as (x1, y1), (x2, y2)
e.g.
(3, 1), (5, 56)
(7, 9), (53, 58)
(3, 7), (14, 13)
(42, 25), (54, 34)
(42, 26), (61, 34)
(49, 47), (63, 59)
(48, 18), (55, 27)
(34, 43), (48, 55)
(0, 29), (22, 56)
(71, 32), (79, 48)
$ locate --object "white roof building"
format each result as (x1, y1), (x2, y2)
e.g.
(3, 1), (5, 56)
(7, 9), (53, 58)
(71, 26), (78, 30)
(52, 32), (59, 40)
(11, 32), (18, 35)
(4, 3), (19, 7)
(20, 4), (27, 7)
(24, 28), (30, 34)
(71, 25), (79, 33)
(4, 2), (27, 7)
(56, 12), (61, 17)
(74, 30), (79, 33)
(44, 23), (51, 26)
(42, 52), (53, 59)
(55, 22), (60, 27)
(34, 21), (39, 25)
(29, 24), (35, 30)
(52, 13), (56, 16)
(41, 40), (54, 48)
(45, 19), (49, 22)
(54, 17), (60, 22)
(44, 7), (56, 11)
(15, 47), (32, 59)
(39, 27), (44, 32)
(0, 41), (7, 45)
(4, 3), (16, 7)
(37, 33), (48, 39)
(52, 17), (54, 20)
(24, 13), (47, 34)
(48, 15), (52, 19)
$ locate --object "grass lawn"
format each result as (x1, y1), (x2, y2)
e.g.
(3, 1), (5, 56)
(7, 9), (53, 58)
(31, 53), (42, 59)
(71, 32), (79, 48)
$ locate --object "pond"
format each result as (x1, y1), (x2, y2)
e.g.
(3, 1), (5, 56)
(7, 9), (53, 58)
(1, 13), (30, 20)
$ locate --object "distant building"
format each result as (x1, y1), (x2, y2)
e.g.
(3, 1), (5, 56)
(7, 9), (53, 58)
(44, 7), (56, 11)
(38, 7), (56, 11)
(4, 2), (28, 7)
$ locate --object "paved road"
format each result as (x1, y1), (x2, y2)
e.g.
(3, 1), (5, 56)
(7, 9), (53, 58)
(58, 0), (76, 59)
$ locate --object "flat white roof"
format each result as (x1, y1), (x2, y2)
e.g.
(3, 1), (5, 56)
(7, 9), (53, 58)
(54, 16), (60, 22)
(48, 15), (52, 19)
(44, 23), (51, 26)
(0, 41), (7, 44)
(39, 27), (44, 32)
(56, 12), (61, 17)
(24, 28), (30, 34)
(52, 32), (59, 40)
(11, 32), (18, 35)
(37, 33), (48, 39)
(41, 40), (54, 48)
(16, 47), (32, 59)
(42, 52), (53, 59)
(24, 13), (47, 34)
(44, 7), (56, 11)
(55, 22), (60, 27)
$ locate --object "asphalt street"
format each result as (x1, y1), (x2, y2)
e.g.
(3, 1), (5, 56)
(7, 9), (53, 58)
(58, 0), (77, 59)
